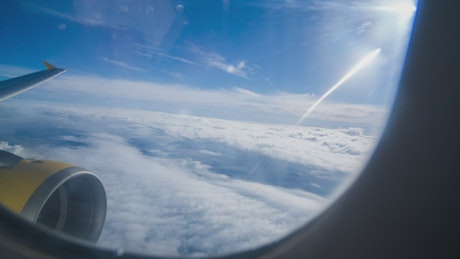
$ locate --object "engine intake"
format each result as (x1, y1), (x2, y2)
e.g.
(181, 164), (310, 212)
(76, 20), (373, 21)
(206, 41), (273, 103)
(0, 150), (106, 242)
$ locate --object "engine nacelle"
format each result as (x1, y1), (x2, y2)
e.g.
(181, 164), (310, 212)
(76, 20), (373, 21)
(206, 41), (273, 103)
(0, 150), (106, 242)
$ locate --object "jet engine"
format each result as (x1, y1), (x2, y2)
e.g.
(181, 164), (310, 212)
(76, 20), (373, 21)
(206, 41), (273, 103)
(0, 150), (106, 242)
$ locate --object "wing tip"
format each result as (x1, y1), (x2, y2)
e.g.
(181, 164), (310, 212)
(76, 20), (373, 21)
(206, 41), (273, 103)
(42, 61), (56, 70)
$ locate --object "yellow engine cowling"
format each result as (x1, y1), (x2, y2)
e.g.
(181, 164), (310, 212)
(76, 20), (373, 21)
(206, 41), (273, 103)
(0, 150), (106, 242)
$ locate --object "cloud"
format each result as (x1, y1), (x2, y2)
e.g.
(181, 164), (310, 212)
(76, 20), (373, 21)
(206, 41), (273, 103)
(57, 23), (67, 30)
(0, 105), (329, 256)
(187, 45), (256, 79)
(338, 127), (364, 136)
(14, 73), (387, 130)
(0, 100), (382, 256)
(2, 102), (375, 178)
(135, 44), (198, 66)
(101, 57), (145, 71)
(205, 54), (250, 78)
(0, 141), (24, 156)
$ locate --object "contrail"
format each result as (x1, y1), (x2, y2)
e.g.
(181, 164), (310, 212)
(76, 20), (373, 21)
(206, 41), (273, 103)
(297, 48), (381, 125)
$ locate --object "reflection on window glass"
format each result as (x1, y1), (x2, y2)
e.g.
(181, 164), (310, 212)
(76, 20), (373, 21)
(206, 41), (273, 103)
(0, 0), (416, 257)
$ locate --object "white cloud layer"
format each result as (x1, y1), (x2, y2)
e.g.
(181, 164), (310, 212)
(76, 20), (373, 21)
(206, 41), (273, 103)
(0, 101), (379, 256)
(10, 72), (388, 132)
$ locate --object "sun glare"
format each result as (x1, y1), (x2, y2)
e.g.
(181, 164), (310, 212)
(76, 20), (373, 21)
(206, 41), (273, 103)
(378, 1), (417, 22)
(392, 3), (417, 19)
(297, 49), (381, 124)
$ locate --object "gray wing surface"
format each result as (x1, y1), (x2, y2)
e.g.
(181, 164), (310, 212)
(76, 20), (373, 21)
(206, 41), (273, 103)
(0, 61), (66, 102)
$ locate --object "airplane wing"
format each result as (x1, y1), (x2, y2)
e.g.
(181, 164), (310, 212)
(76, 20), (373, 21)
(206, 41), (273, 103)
(0, 62), (106, 243)
(0, 61), (66, 102)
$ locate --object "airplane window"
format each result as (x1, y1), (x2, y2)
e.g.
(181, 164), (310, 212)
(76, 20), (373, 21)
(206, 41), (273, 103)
(0, 0), (416, 257)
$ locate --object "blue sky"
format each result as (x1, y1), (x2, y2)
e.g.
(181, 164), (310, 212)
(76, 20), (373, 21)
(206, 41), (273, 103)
(1, 0), (416, 105)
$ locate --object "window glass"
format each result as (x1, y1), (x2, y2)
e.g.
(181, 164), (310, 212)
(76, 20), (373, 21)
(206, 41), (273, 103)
(0, 0), (416, 257)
